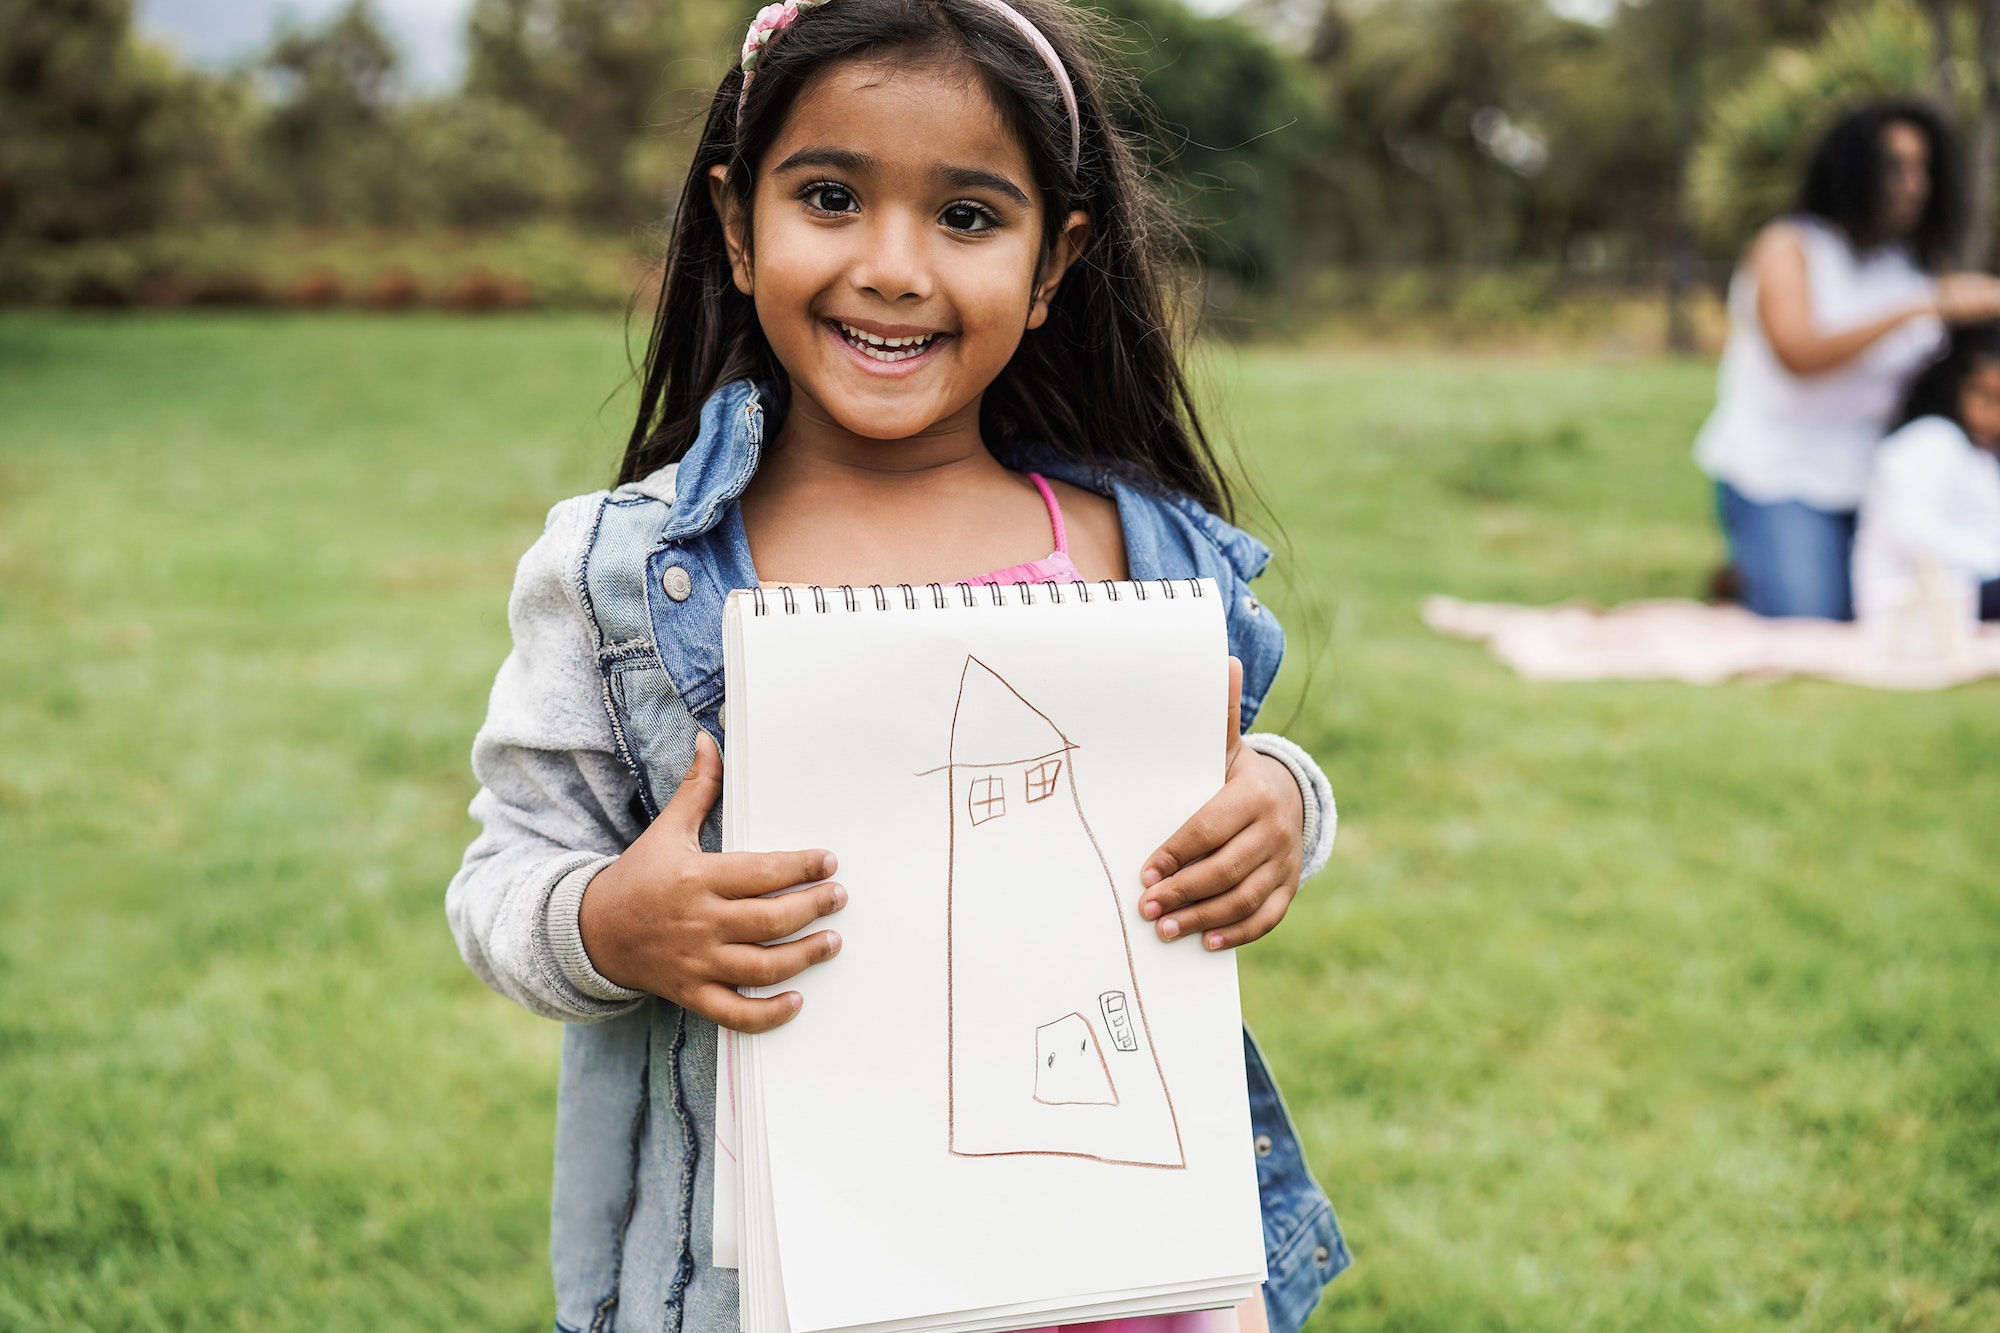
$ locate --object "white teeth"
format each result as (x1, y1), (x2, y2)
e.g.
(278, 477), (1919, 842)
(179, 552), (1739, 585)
(837, 322), (938, 361)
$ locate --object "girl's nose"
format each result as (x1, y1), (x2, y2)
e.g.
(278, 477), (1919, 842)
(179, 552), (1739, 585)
(851, 209), (934, 303)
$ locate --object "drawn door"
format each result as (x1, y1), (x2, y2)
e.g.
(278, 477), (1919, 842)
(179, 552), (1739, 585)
(945, 657), (1184, 1168)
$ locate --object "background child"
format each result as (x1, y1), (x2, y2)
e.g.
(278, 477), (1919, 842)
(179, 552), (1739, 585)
(447, 0), (1349, 1329)
(1853, 322), (2000, 630)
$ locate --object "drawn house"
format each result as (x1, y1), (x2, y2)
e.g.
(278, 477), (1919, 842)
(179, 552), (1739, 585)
(942, 656), (1185, 1169)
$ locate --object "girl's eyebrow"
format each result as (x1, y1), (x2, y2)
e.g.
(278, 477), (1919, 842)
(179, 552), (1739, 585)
(935, 165), (1030, 207)
(772, 147), (875, 176)
(770, 147), (1029, 207)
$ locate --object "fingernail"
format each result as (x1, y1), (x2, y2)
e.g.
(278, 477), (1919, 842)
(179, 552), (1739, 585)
(822, 852), (838, 877)
(831, 884), (848, 908)
(787, 992), (803, 1011)
(1159, 919), (1180, 940)
(1141, 867), (1162, 887)
(1141, 900), (1161, 921)
(1206, 932), (1225, 950)
(824, 931), (842, 954)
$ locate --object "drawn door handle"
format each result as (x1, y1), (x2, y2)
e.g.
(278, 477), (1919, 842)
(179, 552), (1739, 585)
(1099, 991), (1138, 1052)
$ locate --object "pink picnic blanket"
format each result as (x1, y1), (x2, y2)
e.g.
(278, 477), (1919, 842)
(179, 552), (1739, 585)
(1422, 596), (2000, 690)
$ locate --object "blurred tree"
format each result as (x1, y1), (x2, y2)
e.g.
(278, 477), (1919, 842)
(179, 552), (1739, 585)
(254, 0), (407, 225)
(0, 0), (239, 243)
(403, 97), (585, 226)
(465, 0), (740, 227)
(1101, 0), (1320, 285)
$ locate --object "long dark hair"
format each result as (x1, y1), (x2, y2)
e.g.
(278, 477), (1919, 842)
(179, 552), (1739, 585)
(1798, 100), (1964, 271)
(1897, 321), (2000, 431)
(618, 0), (1236, 518)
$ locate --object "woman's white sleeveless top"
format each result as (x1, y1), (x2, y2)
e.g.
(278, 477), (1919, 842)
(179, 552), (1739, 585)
(1693, 216), (1942, 510)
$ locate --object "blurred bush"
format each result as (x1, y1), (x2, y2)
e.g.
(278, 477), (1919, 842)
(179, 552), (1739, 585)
(1691, 1), (1932, 256)
(0, 225), (641, 310)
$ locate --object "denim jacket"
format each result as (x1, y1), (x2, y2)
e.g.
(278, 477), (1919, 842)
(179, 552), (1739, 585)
(448, 380), (1349, 1333)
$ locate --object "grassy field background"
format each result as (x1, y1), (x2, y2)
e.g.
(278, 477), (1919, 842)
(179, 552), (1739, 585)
(1, 315), (1995, 1331)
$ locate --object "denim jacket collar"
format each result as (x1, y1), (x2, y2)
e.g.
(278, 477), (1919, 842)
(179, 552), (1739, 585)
(622, 379), (1287, 740)
(632, 379), (1274, 579)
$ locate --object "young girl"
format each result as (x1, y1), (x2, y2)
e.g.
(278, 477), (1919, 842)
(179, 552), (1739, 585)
(1853, 323), (2000, 631)
(446, 1), (1349, 1329)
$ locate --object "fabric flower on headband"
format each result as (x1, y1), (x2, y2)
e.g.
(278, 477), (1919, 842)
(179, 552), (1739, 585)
(739, 0), (827, 107)
(734, 0), (1079, 172)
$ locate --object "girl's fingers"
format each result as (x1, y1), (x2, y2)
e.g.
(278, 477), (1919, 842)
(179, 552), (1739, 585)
(695, 983), (807, 1034)
(1196, 882), (1297, 953)
(659, 730), (725, 843)
(1145, 823), (1270, 921)
(1140, 790), (1258, 901)
(711, 848), (839, 898)
(713, 931), (843, 988)
(1156, 860), (1290, 943)
(724, 880), (848, 943)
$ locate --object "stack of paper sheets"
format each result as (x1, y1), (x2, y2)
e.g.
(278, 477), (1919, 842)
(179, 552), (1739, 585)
(716, 579), (1266, 1333)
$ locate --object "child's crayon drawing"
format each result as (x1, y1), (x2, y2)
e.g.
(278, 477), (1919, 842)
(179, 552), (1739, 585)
(936, 657), (1185, 1169)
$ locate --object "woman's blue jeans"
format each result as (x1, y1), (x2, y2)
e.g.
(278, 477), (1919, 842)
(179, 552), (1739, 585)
(1717, 482), (1857, 620)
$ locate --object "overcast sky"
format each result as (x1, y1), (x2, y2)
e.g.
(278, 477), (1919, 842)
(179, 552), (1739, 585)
(137, 0), (479, 90)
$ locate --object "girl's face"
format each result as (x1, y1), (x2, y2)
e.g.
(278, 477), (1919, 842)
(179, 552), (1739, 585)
(714, 58), (1089, 444)
(1959, 358), (2000, 451)
(1877, 119), (1931, 240)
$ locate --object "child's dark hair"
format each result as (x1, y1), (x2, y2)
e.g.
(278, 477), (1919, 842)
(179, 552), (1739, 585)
(1897, 321), (2000, 431)
(618, 0), (1236, 518)
(1799, 100), (1964, 271)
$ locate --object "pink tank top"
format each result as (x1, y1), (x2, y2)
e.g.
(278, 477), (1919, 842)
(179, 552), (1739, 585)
(958, 472), (1086, 586)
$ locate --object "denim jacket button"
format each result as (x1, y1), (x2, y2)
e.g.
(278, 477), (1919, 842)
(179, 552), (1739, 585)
(660, 565), (693, 602)
(1244, 594), (1262, 616)
(1254, 1133), (1273, 1157)
(1314, 1245), (1331, 1267)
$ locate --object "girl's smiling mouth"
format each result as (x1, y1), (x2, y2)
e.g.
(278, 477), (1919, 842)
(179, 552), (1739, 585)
(829, 318), (949, 367)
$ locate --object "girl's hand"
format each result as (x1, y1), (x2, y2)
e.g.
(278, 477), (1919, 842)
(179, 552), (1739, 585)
(1137, 658), (1305, 951)
(578, 731), (846, 1033)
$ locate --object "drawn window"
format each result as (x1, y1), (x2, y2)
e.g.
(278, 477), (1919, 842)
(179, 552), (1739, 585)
(1025, 758), (1062, 803)
(968, 775), (1006, 825)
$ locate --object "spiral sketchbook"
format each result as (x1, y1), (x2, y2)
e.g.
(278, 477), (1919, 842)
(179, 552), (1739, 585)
(713, 579), (1267, 1333)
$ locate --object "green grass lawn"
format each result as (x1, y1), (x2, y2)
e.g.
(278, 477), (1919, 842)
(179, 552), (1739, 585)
(1, 315), (1994, 1331)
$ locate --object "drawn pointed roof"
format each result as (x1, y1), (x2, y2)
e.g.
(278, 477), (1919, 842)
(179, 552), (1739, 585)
(948, 657), (1073, 766)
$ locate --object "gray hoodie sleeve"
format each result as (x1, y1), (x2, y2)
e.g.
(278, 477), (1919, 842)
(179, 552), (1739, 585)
(445, 495), (650, 1024)
(1241, 732), (1338, 883)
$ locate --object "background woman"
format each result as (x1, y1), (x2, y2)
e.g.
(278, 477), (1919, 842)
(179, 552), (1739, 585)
(1694, 100), (2000, 619)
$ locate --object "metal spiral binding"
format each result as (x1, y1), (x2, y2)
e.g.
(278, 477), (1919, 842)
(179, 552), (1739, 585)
(750, 577), (1203, 615)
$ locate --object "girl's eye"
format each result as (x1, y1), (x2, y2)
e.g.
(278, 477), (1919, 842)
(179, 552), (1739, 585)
(941, 202), (999, 233)
(803, 183), (857, 214)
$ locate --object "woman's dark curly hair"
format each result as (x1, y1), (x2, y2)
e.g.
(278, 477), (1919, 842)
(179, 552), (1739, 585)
(1799, 100), (1964, 271)
(1897, 320), (2000, 431)
(617, 0), (1236, 518)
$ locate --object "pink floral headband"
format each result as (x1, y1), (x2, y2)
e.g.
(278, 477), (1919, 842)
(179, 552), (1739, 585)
(737, 0), (1082, 175)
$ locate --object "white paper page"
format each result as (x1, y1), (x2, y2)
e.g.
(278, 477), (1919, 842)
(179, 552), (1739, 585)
(730, 584), (1266, 1333)
(712, 1027), (739, 1269)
